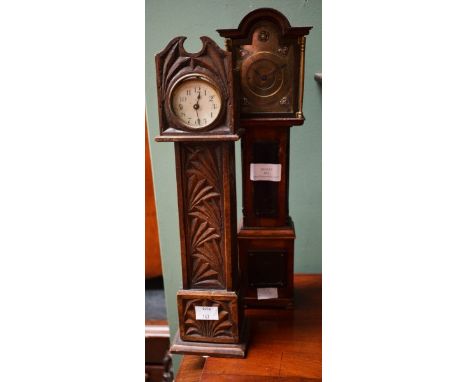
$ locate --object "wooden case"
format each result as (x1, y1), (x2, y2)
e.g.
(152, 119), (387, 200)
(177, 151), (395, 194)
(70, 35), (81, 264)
(155, 37), (246, 357)
(218, 9), (312, 308)
(218, 8), (311, 123)
(155, 36), (238, 141)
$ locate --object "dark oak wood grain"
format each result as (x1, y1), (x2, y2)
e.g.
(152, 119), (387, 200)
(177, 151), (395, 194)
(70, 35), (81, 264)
(177, 290), (240, 343)
(218, 9), (312, 308)
(238, 224), (295, 308)
(176, 274), (322, 381)
(155, 36), (245, 356)
(218, 8), (311, 121)
(241, 126), (291, 228)
(155, 36), (238, 141)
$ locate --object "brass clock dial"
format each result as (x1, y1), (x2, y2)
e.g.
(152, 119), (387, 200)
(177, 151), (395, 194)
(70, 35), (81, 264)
(234, 22), (296, 115)
(241, 51), (289, 104)
(218, 8), (311, 121)
(170, 74), (223, 130)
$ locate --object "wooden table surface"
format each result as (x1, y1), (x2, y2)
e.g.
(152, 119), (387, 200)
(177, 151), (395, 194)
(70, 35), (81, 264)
(175, 274), (322, 381)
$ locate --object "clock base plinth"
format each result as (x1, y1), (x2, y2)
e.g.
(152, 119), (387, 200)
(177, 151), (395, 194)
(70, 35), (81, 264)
(238, 222), (295, 309)
(176, 289), (244, 344)
(170, 320), (249, 359)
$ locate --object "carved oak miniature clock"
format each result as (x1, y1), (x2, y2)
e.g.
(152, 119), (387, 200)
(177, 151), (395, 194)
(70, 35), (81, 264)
(218, 9), (312, 308)
(155, 36), (246, 357)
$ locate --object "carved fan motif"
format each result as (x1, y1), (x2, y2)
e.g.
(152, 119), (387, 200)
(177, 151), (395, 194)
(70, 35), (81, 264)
(183, 298), (234, 339)
(184, 144), (225, 288)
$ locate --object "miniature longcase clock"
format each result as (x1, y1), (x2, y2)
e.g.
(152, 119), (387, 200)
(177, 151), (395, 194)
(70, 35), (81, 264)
(155, 36), (246, 357)
(218, 9), (312, 308)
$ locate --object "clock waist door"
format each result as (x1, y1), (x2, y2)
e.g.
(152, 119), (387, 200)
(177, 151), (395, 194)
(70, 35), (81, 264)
(242, 125), (291, 227)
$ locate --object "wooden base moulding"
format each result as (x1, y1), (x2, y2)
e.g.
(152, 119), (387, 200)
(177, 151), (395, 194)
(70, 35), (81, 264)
(170, 319), (248, 359)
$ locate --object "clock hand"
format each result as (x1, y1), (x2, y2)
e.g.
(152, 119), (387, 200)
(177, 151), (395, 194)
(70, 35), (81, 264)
(193, 93), (200, 122)
(254, 68), (270, 82)
(265, 63), (287, 77)
(254, 64), (286, 82)
(254, 68), (263, 78)
(194, 92), (201, 108)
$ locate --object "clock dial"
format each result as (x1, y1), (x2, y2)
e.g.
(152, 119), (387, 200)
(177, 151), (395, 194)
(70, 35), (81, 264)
(170, 76), (222, 129)
(242, 52), (287, 101)
(233, 21), (296, 115)
(217, 8), (312, 121)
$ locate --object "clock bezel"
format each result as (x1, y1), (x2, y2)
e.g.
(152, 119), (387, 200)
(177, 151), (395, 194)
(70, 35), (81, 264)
(168, 73), (225, 132)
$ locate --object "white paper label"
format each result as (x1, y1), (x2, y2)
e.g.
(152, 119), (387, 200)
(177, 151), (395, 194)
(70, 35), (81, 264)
(250, 163), (282, 182)
(257, 287), (279, 300)
(195, 306), (219, 320)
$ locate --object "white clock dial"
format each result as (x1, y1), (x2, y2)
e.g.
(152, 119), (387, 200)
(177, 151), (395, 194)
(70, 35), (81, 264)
(171, 76), (222, 129)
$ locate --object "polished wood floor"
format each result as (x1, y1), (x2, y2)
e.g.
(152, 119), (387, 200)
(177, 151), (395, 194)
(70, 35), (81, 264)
(176, 274), (322, 381)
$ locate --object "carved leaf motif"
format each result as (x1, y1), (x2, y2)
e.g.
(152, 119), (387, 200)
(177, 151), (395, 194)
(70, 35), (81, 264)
(183, 299), (234, 339)
(161, 38), (180, 89)
(183, 144), (225, 288)
(205, 42), (227, 89)
(188, 178), (219, 210)
(191, 259), (218, 281)
(165, 56), (190, 86)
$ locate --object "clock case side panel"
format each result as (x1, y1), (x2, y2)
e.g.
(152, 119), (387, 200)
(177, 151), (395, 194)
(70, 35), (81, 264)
(155, 36), (238, 141)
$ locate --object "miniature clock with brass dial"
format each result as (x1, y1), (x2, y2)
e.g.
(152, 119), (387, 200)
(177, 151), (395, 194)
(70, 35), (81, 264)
(238, 31), (294, 115)
(218, 9), (312, 309)
(218, 8), (311, 122)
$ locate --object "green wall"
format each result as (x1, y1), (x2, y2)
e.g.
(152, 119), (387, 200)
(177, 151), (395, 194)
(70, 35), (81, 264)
(145, 0), (321, 370)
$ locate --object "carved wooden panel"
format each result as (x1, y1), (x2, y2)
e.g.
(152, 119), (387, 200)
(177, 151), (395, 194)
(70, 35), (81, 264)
(184, 299), (234, 339)
(181, 143), (225, 289)
(178, 291), (239, 344)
